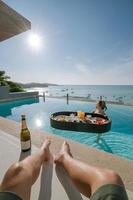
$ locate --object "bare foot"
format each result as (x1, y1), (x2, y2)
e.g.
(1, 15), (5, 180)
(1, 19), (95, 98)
(54, 141), (72, 163)
(41, 139), (51, 161)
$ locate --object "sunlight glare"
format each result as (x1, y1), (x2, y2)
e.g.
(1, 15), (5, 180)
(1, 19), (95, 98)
(28, 33), (42, 50)
(36, 119), (42, 127)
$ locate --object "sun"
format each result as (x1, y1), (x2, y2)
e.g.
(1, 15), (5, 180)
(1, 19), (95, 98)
(27, 33), (42, 50)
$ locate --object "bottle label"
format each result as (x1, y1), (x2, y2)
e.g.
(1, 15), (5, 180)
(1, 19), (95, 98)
(21, 140), (31, 151)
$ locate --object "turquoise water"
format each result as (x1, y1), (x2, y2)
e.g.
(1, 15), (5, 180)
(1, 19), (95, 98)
(0, 97), (133, 160)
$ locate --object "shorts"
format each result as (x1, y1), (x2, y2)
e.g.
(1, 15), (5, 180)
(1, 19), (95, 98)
(0, 191), (22, 200)
(0, 184), (128, 200)
(90, 184), (128, 200)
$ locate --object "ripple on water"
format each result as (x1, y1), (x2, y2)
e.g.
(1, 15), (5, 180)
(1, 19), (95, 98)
(92, 132), (133, 160)
(51, 128), (133, 160)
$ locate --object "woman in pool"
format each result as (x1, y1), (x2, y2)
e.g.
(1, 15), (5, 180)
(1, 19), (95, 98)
(93, 100), (107, 116)
(0, 139), (128, 200)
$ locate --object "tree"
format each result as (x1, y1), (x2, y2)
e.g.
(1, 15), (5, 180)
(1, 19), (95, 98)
(0, 70), (24, 92)
(0, 70), (10, 86)
(7, 81), (24, 92)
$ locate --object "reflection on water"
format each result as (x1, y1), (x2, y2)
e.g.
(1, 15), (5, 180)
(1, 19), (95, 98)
(96, 137), (113, 154)
(35, 118), (43, 127)
(0, 97), (39, 117)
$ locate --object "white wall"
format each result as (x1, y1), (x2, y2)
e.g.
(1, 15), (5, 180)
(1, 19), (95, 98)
(0, 86), (38, 101)
(0, 86), (9, 99)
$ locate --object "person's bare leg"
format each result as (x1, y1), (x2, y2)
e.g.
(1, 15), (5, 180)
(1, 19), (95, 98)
(55, 141), (125, 198)
(0, 139), (51, 200)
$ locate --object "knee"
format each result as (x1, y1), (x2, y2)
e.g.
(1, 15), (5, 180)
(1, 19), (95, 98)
(1, 161), (33, 188)
(0, 162), (23, 190)
(11, 162), (24, 173)
(103, 170), (124, 186)
(4, 162), (23, 179)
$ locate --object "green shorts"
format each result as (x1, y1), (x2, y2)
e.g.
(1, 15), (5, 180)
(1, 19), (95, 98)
(90, 184), (128, 200)
(0, 184), (128, 200)
(0, 191), (22, 200)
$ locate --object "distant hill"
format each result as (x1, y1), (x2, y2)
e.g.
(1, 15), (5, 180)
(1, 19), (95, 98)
(19, 82), (58, 88)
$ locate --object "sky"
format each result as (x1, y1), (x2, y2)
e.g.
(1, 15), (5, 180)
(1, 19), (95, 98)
(0, 0), (133, 85)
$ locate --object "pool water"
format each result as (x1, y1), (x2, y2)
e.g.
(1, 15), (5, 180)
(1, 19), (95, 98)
(0, 97), (133, 160)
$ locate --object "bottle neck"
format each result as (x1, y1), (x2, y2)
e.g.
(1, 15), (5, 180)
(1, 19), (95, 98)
(21, 118), (27, 130)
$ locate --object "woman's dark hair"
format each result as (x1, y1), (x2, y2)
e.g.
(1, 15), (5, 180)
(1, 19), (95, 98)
(98, 100), (107, 110)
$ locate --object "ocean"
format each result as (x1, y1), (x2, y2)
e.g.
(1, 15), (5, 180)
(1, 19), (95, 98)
(26, 85), (133, 105)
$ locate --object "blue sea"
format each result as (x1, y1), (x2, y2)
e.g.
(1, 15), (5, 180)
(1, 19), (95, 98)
(27, 85), (133, 105)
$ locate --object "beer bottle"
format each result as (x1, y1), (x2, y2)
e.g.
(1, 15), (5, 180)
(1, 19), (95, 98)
(20, 115), (31, 152)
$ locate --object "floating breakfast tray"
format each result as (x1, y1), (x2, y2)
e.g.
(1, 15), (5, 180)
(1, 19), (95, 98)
(50, 111), (111, 133)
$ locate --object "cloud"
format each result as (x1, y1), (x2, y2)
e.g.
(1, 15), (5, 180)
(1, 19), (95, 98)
(10, 53), (133, 85)
(75, 63), (90, 73)
(74, 54), (133, 84)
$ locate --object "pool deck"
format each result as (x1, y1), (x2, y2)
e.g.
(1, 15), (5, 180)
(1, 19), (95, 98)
(0, 116), (133, 199)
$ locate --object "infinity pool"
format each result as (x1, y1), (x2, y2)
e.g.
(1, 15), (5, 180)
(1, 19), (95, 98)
(0, 97), (133, 160)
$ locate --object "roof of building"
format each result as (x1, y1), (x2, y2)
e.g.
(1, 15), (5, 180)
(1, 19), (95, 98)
(0, 0), (31, 42)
